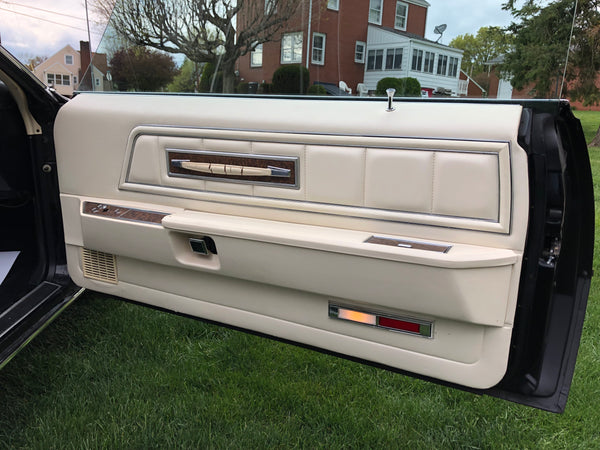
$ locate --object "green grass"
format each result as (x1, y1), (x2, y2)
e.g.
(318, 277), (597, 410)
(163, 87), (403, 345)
(574, 110), (600, 144)
(1, 112), (600, 448)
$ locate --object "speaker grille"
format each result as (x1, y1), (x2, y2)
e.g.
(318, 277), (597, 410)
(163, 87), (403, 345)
(81, 248), (118, 284)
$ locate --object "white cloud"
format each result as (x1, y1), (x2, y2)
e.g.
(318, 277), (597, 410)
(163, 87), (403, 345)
(0, 0), (516, 63)
(425, 0), (514, 43)
(0, 0), (104, 62)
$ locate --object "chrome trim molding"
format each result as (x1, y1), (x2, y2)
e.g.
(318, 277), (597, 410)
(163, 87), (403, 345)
(166, 149), (300, 189)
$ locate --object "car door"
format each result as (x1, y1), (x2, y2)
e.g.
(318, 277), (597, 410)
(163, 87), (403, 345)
(51, 91), (593, 413)
(0, 47), (84, 369)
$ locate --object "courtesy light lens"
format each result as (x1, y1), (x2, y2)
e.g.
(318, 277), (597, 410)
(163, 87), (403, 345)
(337, 308), (377, 325)
(329, 304), (432, 338)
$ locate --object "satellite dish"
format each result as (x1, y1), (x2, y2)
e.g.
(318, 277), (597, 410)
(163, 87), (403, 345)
(434, 24), (447, 43)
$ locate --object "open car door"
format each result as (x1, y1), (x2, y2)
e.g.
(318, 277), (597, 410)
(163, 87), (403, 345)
(52, 91), (592, 413)
(0, 48), (83, 369)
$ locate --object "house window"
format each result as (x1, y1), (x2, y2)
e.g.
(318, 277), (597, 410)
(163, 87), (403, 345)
(367, 49), (384, 70)
(46, 73), (70, 86)
(281, 32), (303, 64)
(65, 54), (73, 65)
(251, 43), (263, 67)
(423, 51), (435, 73)
(411, 49), (423, 71)
(355, 41), (366, 63)
(385, 48), (403, 70)
(95, 77), (100, 86)
(73, 76), (78, 84)
(448, 57), (459, 77)
(437, 55), (448, 75)
(311, 33), (326, 65)
(369, 0), (383, 24)
(327, 0), (339, 10)
(395, 1), (408, 30)
(265, 0), (276, 14)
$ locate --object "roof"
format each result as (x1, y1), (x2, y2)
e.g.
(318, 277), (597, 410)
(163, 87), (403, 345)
(406, 0), (431, 7)
(372, 26), (464, 54)
(33, 44), (78, 71)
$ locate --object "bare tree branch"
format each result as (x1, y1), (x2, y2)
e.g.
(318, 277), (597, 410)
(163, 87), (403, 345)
(102, 0), (302, 92)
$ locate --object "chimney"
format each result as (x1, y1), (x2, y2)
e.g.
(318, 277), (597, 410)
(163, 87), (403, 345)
(79, 40), (92, 90)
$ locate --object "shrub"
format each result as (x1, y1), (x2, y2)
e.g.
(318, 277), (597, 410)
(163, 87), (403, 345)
(375, 77), (422, 97)
(398, 77), (421, 96)
(271, 65), (310, 94)
(375, 77), (402, 96)
(236, 82), (249, 94)
(258, 83), (271, 94)
(307, 84), (328, 95)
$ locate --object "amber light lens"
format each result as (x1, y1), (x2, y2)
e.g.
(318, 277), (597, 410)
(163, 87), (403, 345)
(337, 308), (377, 325)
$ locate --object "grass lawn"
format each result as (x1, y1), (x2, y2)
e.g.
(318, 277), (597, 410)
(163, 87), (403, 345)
(1, 111), (599, 449)
(574, 110), (600, 144)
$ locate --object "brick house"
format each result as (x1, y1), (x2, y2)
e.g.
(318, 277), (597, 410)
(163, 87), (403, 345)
(237, 0), (464, 95)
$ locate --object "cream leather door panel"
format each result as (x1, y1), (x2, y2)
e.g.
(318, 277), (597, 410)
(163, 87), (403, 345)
(54, 94), (593, 412)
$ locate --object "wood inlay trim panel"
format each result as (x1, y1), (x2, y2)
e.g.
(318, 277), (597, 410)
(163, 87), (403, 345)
(365, 236), (451, 253)
(83, 202), (167, 224)
(167, 149), (298, 188)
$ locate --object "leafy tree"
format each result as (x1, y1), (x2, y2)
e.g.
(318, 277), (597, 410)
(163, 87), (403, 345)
(566, 1), (600, 106)
(503, 0), (600, 144)
(450, 26), (513, 76)
(502, 0), (577, 97)
(110, 47), (177, 91)
(168, 59), (203, 92)
(199, 63), (223, 93)
(107, 0), (300, 93)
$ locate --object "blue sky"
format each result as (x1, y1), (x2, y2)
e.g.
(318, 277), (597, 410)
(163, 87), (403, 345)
(0, 0), (515, 63)
(426, 0), (515, 44)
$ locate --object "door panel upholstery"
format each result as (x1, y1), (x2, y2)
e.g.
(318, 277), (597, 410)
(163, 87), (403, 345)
(55, 94), (528, 389)
(122, 127), (511, 232)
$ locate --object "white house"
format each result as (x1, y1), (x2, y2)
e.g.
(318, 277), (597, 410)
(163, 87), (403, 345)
(363, 25), (464, 95)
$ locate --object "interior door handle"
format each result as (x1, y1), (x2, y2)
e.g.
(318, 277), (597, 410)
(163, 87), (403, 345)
(171, 160), (291, 178)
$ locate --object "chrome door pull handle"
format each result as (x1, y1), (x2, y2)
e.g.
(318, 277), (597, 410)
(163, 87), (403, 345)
(171, 160), (291, 177)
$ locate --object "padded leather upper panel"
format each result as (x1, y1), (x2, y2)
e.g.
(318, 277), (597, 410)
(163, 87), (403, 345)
(123, 127), (510, 232)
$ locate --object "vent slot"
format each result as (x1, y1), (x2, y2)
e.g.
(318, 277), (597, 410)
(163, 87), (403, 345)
(81, 248), (118, 284)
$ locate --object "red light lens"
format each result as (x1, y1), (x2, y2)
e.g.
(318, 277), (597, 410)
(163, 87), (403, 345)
(378, 316), (421, 334)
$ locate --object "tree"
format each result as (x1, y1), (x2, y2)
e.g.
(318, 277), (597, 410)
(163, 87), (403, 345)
(450, 26), (513, 76)
(168, 58), (204, 92)
(502, 0), (578, 97)
(110, 47), (178, 91)
(107, 0), (301, 93)
(503, 0), (600, 144)
(21, 54), (47, 70)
